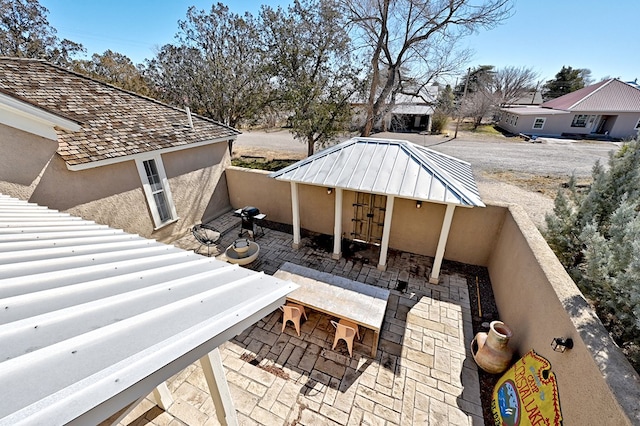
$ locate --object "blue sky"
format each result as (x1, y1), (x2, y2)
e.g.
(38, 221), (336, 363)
(40, 0), (639, 83)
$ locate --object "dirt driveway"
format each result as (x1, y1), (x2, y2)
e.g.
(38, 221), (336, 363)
(234, 129), (620, 227)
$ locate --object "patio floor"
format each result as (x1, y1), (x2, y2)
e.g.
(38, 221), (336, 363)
(117, 211), (484, 425)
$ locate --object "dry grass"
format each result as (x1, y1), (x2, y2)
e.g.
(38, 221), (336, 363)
(483, 170), (592, 198)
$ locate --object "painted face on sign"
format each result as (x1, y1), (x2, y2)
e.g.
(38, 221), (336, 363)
(497, 379), (520, 426)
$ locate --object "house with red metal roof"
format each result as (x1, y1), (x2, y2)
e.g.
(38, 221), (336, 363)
(0, 57), (239, 243)
(497, 78), (640, 140)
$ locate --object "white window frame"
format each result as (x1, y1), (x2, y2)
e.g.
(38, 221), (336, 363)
(135, 155), (178, 229)
(571, 114), (589, 128)
(532, 117), (546, 130)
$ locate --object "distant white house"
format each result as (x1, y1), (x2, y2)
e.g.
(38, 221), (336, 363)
(497, 79), (640, 140)
(351, 86), (439, 133)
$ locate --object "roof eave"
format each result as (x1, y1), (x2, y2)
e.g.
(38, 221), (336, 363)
(66, 135), (237, 171)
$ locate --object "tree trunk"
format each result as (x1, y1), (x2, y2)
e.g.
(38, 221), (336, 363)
(307, 138), (314, 157)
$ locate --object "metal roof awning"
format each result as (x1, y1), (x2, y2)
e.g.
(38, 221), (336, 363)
(268, 137), (484, 283)
(0, 194), (297, 425)
(269, 137), (484, 207)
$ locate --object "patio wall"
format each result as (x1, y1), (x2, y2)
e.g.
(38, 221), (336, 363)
(488, 204), (640, 425)
(225, 166), (640, 425)
(225, 166), (502, 266)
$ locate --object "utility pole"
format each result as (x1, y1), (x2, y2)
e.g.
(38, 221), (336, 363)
(454, 67), (471, 139)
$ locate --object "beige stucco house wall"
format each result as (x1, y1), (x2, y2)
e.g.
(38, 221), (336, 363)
(499, 109), (640, 139)
(0, 124), (58, 200)
(0, 58), (240, 244)
(498, 79), (640, 140)
(0, 122), (232, 243)
(225, 166), (640, 424)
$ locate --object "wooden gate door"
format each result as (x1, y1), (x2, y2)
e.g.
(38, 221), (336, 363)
(351, 192), (386, 245)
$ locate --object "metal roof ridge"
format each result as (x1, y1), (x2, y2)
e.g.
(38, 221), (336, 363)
(568, 78), (615, 110)
(401, 142), (483, 206)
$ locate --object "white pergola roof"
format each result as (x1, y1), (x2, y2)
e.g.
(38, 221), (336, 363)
(0, 194), (297, 425)
(269, 137), (484, 207)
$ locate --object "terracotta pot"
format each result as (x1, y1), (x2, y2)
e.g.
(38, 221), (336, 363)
(471, 320), (513, 374)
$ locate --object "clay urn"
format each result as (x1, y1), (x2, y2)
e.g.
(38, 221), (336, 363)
(471, 320), (514, 374)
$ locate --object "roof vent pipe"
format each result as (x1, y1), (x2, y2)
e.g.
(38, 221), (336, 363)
(185, 106), (194, 129)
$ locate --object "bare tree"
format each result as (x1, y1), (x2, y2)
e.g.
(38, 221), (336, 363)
(341, 0), (513, 136)
(491, 66), (539, 106)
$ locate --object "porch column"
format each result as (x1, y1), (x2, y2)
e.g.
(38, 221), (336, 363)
(152, 382), (173, 410)
(332, 188), (343, 259)
(291, 182), (301, 249)
(200, 348), (238, 426)
(429, 204), (455, 284)
(377, 195), (395, 271)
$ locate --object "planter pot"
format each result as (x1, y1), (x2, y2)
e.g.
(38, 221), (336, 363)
(471, 320), (513, 374)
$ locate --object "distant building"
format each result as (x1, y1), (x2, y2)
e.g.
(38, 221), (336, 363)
(497, 79), (640, 140)
(351, 86), (439, 133)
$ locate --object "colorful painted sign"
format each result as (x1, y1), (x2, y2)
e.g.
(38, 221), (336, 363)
(491, 350), (563, 426)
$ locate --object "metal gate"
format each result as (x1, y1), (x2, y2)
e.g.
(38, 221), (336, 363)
(351, 192), (386, 245)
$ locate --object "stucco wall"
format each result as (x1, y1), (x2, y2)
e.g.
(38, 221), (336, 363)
(225, 167), (640, 424)
(499, 111), (640, 139)
(0, 124), (58, 200)
(226, 169), (503, 266)
(488, 204), (640, 425)
(1, 124), (232, 243)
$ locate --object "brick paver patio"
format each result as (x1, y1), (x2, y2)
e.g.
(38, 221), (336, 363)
(117, 211), (484, 425)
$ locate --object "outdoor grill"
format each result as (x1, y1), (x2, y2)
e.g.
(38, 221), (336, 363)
(238, 206), (264, 239)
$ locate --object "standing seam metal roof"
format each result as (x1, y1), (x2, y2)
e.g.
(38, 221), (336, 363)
(269, 137), (485, 207)
(0, 194), (297, 425)
(541, 79), (640, 112)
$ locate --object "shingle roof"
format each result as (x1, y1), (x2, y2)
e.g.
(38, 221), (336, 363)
(0, 193), (296, 424)
(541, 79), (640, 112)
(0, 57), (239, 168)
(269, 137), (484, 207)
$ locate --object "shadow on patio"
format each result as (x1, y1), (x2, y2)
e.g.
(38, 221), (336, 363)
(122, 210), (488, 425)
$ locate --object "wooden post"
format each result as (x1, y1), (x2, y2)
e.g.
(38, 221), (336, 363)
(332, 188), (343, 259)
(377, 195), (395, 271)
(291, 182), (301, 249)
(152, 382), (173, 410)
(429, 204), (456, 284)
(200, 349), (238, 426)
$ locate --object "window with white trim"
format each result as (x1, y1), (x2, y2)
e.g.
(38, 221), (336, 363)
(513, 116), (518, 126)
(571, 114), (589, 127)
(533, 117), (546, 130)
(135, 155), (178, 228)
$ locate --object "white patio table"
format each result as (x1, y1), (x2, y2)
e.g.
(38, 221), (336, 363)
(274, 262), (390, 357)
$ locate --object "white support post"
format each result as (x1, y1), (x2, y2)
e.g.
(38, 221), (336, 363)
(200, 348), (238, 426)
(152, 382), (174, 411)
(429, 204), (456, 284)
(332, 188), (343, 259)
(291, 182), (301, 249)
(377, 195), (395, 271)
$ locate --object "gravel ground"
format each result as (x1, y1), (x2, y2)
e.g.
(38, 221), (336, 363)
(234, 129), (621, 228)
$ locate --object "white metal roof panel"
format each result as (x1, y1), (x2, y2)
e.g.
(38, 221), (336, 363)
(0, 194), (298, 425)
(269, 137), (485, 207)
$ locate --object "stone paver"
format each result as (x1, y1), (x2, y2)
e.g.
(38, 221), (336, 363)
(117, 211), (484, 425)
